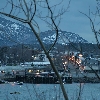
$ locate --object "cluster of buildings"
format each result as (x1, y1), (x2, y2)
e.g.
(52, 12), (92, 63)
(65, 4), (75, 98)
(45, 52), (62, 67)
(0, 44), (100, 80)
(61, 51), (100, 73)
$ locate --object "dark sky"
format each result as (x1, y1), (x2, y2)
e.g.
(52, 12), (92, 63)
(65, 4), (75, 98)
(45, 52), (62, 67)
(0, 0), (98, 43)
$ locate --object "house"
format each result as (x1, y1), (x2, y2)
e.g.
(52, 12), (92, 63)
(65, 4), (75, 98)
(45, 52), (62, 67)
(34, 51), (54, 62)
(83, 57), (100, 73)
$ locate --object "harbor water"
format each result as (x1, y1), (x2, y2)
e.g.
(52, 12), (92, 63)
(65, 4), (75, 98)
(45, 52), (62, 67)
(0, 83), (100, 100)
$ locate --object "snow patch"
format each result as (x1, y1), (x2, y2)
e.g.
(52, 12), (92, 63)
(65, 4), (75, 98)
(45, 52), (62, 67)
(11, 23), (19, 30)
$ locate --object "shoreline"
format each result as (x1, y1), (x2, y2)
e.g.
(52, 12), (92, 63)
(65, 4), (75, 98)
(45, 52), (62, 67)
(2, 75), (100, 84)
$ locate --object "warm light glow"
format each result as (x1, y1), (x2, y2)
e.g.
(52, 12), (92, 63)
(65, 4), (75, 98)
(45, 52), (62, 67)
(28, 70), (32, 73)
(79, 54), (82, 57)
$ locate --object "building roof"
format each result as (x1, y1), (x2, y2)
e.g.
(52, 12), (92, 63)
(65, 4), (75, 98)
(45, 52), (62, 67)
(24, 61), (50, 65)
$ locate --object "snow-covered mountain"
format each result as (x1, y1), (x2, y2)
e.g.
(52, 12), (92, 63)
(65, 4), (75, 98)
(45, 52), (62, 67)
(0, 17), (88, 46)
(40, 30), (88, 45)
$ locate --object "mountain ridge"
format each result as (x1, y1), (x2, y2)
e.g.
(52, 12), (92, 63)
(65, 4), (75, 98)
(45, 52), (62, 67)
(0, 17), (88, 47)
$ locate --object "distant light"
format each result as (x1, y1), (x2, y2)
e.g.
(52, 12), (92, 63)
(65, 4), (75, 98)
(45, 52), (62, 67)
(36, 73), (39, 75)
(32, 56), (34, 58)
(28, 70), (32, 73)
(79, 54), (82, 57)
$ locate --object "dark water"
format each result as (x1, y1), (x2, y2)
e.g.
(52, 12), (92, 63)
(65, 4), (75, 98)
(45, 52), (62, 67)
(0, 83), (100, 100)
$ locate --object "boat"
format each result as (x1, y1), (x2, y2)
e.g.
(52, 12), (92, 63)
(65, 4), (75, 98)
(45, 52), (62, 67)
(10, 91), (20, 94)
(16, 81), (23, 85)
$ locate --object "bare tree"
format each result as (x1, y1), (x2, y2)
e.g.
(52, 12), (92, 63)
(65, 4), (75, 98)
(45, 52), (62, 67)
(79, 0), (100, 49)
(0, 0), (71, 100)
(78, 0), (100, 83)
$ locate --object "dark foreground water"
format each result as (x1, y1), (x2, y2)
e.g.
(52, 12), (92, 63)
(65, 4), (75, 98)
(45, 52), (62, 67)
(0, 82), (100, 100)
